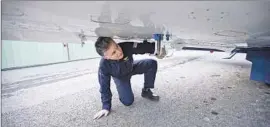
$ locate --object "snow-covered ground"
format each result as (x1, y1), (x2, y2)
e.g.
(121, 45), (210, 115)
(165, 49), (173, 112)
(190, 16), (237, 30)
(2, 51), (270, 127)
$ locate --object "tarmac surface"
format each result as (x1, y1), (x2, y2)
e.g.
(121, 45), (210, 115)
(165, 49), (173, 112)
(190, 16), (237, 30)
(2, 51), (270, 127)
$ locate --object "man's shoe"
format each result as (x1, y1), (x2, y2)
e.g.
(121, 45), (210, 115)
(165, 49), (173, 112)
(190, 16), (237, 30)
(141, 88), (160, 101)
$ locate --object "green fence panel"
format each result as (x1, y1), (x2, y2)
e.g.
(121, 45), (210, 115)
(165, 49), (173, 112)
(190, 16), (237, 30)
(1, 40), (67, 69)
(68, 43), (99, 60)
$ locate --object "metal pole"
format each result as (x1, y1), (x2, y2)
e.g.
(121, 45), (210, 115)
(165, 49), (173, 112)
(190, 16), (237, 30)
(66, 43), (70, 61)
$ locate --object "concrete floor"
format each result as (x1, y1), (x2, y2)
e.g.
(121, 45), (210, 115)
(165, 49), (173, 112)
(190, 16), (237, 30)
(2, 51), (270, 127)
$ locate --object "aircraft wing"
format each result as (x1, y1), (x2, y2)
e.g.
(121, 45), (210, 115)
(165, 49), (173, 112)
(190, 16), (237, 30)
(2, 1), (100, 43)
(2, 1), (270, 47)
(2, 1), (270, 84)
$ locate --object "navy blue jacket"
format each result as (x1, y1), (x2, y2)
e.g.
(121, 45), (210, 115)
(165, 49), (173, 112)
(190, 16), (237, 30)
(98, 42), (155, 111)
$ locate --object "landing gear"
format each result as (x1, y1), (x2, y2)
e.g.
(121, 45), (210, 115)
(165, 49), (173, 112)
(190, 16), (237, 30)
(153, 34), (162, 55)
(152, 33), (175, 59)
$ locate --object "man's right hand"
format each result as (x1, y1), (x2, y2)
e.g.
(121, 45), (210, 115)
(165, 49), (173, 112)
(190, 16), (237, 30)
(93, 109), (110, 120)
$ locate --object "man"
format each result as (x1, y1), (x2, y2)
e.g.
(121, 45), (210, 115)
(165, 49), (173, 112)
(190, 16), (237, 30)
(93, 37), (166, 119)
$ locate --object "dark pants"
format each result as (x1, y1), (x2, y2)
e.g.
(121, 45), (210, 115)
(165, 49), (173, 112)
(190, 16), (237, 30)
(113, 59), (158, 106)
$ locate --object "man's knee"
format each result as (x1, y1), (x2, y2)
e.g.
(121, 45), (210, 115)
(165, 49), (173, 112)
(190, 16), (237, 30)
(151, 59), (158, 67)
(148, 59), (157, 70)
(120, 97), (134, 106)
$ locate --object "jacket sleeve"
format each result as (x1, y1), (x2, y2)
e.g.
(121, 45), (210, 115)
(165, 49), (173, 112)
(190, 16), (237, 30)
(98, 67), (112, 111)
(131, 41), (156, 55)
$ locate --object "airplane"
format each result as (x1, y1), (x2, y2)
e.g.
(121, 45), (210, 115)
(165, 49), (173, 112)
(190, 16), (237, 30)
(2, 1), (270, 84)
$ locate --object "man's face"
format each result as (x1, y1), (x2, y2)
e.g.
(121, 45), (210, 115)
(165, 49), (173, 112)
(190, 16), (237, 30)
(103, 41), (124, 60)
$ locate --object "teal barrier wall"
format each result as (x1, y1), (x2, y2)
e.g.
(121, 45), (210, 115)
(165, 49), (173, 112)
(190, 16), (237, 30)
(69, 43), (99, 60)
(1, 40), (99, 69)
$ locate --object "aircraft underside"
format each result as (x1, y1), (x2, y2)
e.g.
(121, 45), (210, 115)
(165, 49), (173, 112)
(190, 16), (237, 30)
(2, 1), (270, 84)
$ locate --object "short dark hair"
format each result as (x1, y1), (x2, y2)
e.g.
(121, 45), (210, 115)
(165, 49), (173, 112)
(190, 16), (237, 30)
(95, 37), (113, 56)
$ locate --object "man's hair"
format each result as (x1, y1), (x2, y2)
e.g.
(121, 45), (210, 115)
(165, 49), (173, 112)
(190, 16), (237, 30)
(95, 37), (113, 56)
